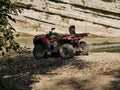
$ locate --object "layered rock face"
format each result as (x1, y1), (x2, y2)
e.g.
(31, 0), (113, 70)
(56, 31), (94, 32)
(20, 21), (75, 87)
(11, 0), (120, 37)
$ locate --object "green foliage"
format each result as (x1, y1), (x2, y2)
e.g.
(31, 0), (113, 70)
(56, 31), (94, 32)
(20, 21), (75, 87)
(0, 0), (22, 55)
(17, 47), (31, 54)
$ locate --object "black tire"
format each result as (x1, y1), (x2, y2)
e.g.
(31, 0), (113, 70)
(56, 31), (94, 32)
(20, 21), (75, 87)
(59, 44), (74, 59)
(33, 45), (45, 59)
(79, 41), (89, 55)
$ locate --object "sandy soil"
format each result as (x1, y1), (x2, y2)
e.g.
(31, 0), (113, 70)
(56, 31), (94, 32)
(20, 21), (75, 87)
(0, 52), (120, 90)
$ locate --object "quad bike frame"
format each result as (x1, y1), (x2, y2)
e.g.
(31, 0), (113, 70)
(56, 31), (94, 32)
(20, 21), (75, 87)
(33, 32), (89, 59)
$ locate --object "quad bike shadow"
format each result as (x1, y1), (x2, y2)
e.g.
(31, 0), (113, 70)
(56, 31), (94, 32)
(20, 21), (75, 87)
(33, 27), (89, 59)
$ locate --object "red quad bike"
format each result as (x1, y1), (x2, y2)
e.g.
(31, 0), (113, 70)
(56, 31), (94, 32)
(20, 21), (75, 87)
(33, 30), (89, 59)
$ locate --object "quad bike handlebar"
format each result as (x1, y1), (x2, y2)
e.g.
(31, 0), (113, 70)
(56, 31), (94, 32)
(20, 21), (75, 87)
(75, 33), (88, 38)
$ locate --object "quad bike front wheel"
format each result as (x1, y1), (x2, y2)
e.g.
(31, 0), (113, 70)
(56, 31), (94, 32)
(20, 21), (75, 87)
(59, 44), (74, 59)
(79, 41), (89, 55)
(33, 45), (45, 59)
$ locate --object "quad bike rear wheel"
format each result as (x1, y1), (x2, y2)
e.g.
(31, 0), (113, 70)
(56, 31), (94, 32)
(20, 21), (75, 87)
(59, 44), (74, 59)
(33, 45), (45, 59)
(79, 41), (89, 55)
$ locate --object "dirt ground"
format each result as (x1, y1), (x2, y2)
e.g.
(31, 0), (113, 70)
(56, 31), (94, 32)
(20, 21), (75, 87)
(0, 36), (120, 90)
(0, 52), (120, 90)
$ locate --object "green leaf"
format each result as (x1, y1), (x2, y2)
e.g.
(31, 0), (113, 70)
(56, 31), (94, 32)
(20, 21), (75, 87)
(1, 18), (8, 25)
(9, 26), (16, 31)
(2, 52), (5, 56)
(7, 15), (16, 22)
(0, 47), (2, 51)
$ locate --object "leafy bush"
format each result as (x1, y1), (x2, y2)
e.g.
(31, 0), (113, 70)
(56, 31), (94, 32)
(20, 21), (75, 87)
(17, 47), (31, 54)
(0, 0), (22, 56)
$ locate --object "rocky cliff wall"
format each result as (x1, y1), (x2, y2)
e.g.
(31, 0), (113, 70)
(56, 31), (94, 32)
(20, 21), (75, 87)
(11, 0), (120, 37)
